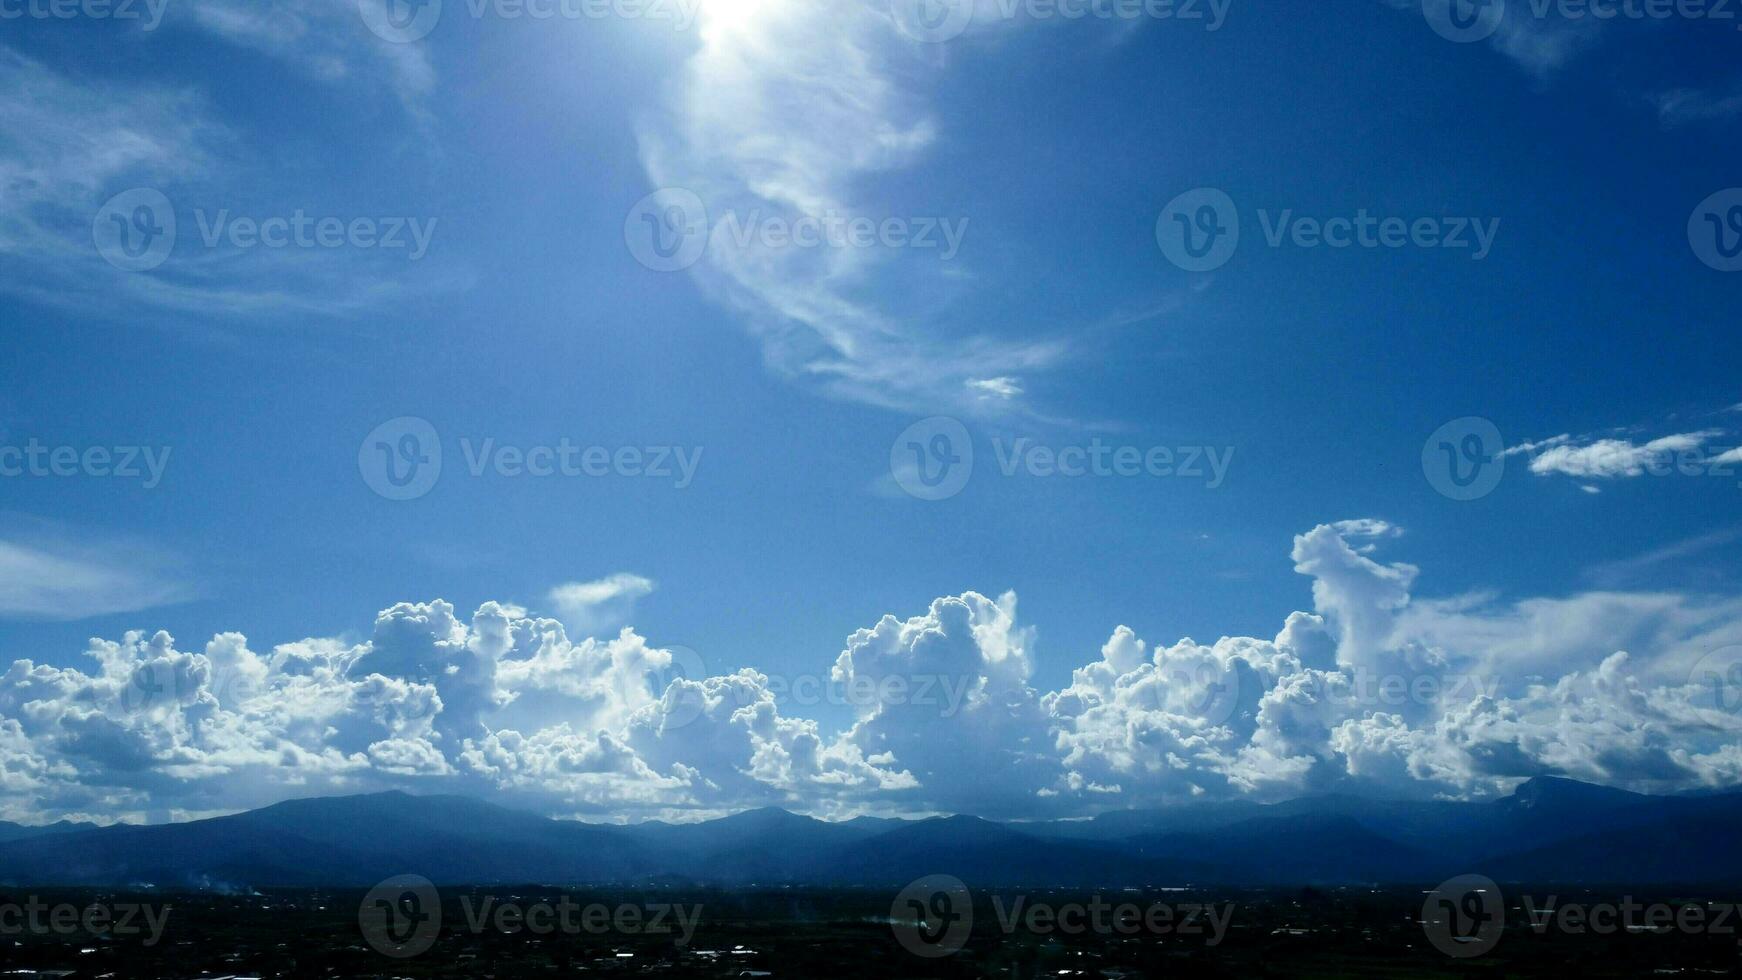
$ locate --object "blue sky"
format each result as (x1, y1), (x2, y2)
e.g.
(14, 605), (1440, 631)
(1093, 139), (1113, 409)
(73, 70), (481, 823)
(1, 0), (1740, 822)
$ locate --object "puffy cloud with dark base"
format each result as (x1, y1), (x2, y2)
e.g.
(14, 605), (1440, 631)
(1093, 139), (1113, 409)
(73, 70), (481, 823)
(3, 522), (1742, 823)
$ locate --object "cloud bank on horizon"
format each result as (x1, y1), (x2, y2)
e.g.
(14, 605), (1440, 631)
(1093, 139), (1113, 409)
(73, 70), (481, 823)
(3, 519), (1740, 826)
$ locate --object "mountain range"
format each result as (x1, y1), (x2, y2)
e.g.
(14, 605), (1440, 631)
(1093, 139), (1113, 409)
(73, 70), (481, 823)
(1, 777), (1736, 890)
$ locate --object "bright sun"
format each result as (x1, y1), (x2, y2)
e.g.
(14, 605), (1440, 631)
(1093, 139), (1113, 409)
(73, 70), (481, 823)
(698, 0), (772, 30)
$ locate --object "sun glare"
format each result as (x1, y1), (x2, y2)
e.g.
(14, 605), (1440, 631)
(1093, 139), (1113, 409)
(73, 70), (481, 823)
(698, 0), (773, 31)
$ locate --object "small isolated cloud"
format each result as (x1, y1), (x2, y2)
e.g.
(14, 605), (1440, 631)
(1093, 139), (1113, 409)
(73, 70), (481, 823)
(548, 574), (657, 637)
(1526, 430), (1722, 479)
(968, 377), (1023, 400)
(1651, 85), (1742, 129)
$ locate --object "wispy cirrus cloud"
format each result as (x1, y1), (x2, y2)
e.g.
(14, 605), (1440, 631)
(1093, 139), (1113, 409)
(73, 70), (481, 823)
(0, 533), (194, 620)
(0, 47), (458, 321)
(183, 0), (437, 120)
(635, 0), (1064, 414)
(1651, 83), (1742, 128)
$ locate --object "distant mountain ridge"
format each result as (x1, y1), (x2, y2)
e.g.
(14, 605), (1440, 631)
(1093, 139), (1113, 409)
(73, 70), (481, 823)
(1, 777), (1736, 889)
